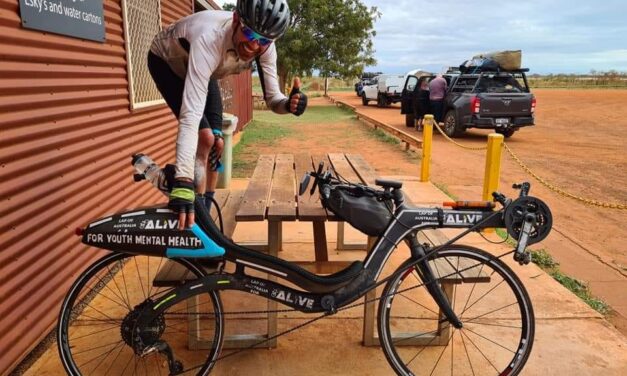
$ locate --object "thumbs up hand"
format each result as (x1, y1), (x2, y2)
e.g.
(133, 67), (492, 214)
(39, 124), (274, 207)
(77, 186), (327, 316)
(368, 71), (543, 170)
(288, 77), (307, 116)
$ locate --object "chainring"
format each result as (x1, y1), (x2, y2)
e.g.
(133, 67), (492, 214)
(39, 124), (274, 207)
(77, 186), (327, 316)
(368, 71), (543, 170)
(504, 196), (552, 245)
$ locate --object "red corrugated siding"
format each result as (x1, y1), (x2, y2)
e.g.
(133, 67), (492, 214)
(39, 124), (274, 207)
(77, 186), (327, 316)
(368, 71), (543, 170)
(0, 0), (213, 373)
(0, 0), (251, 370)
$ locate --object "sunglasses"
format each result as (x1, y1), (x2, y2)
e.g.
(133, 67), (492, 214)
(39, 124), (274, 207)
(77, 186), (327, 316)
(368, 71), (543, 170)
(240, 23), (273, 46)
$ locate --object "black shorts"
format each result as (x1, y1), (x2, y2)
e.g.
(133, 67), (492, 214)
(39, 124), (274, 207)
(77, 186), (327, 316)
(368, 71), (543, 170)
(147, 51), (222, 130)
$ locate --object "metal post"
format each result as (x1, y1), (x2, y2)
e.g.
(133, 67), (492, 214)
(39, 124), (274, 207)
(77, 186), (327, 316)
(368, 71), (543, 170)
(420, 115), (434, 182)
(217, 113), (238, 189)
(482, 133), (504, 201)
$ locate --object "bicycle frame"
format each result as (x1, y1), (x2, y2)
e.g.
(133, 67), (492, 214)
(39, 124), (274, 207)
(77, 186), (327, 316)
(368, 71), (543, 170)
(137, 198), (505, 324)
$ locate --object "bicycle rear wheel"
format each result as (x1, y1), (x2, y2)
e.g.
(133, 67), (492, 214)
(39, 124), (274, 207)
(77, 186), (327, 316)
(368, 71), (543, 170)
(378, 245), (534, 376)
(57, 253), (224, 375)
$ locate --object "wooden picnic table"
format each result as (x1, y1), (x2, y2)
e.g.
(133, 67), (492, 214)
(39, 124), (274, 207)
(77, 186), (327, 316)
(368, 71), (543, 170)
(235, 153), (379, 266)
(235, 153), (380, 347)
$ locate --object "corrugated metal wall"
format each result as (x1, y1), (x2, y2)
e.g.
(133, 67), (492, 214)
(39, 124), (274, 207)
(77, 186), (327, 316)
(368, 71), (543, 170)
(0, 0), (251, 373)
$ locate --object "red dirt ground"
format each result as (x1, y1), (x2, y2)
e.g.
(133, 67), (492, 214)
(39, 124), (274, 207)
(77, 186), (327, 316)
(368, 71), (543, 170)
(329, 89), (627, 331)
(331, 89), (627, 265)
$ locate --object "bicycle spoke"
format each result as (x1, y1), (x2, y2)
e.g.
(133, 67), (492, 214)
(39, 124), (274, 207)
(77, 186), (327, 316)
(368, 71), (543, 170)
(460, 263), (486, 315)
(71, 316), (122, 326)
(451, 329), (455, 376)
(120, 261), (133, 311)
(79, 303), (122, 326)
(77, 340), (124, 369)
(404, 327), (443, 366)
(464, 320), (522, 329)
(92, 341), (126, 374)
(429, 329), (453, 376)
(460, 329), (500, 374)
(86, 266), (130, 312)
(460, 328), (476, 376)
(134, 258), (147, 300)
(120, 352), (134, 376)
(460, 278), (506, 316)
(147, 256), (151, 300)
(398, 292), (439, 316)
(463, 325), (516, 354)
(105, 263), (133, 311)
(71, 323), (121, 341)
(73, 340), (124, 357)
(148, 256), (165, 298)
(102, 340), (127, 375)
(462, 301), (519, 322)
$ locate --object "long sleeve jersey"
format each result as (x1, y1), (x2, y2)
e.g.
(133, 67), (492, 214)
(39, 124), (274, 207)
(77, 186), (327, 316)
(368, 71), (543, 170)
(150, 10), (288, 180)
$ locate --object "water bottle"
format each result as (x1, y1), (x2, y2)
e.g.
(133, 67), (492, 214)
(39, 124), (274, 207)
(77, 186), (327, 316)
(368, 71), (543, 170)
(131, 154), (169, 195)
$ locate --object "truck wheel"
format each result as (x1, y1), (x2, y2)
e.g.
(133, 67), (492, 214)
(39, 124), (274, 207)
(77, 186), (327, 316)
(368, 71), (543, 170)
(362, 93), (369, 106)
(496, 128), (516, 138)
(405, 113), (415, 127)
(444, 110), (465, 137)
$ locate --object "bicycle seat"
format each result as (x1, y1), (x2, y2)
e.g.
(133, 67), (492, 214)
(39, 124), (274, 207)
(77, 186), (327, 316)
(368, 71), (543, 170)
(194, 200), (364, 294)
(375, 179), (402, 189)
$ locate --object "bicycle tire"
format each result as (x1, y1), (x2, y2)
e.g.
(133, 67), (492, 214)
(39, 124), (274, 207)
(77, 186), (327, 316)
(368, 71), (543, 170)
(57, 253), (224, 375)
(378, 245), (534, 376)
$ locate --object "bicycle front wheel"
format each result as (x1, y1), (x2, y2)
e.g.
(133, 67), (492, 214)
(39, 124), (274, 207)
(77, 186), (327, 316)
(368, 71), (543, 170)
(378, 245), (534, 376)
(57, 253), (224, 375)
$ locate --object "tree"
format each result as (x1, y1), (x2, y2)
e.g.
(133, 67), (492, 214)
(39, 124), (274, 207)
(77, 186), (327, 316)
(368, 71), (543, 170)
(223, 1), (379, 92)
(221, 2), (236, 11)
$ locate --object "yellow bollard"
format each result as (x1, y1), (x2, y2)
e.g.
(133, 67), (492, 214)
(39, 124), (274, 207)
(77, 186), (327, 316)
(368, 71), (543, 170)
(420, 115), (434, 182)
(482, 133), (505, 201)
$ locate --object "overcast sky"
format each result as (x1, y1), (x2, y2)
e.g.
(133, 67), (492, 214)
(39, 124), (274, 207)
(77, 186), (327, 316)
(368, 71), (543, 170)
(213, 0), (627, 74)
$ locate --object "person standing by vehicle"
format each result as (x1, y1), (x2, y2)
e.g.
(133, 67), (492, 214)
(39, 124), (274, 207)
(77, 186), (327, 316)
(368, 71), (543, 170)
(148, 0), (308, 230)
(416, 78), (430, 131)
(428, 74), (447, 123)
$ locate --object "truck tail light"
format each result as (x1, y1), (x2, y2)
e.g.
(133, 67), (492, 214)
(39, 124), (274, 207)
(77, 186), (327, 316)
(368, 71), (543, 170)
(470, 96), (481, 114)
(531, 97), (536, 113)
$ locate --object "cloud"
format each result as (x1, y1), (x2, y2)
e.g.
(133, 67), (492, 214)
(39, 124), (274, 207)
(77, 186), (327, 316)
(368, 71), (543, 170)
(213, 0), (627, 74)
(362, 0), (627, 74)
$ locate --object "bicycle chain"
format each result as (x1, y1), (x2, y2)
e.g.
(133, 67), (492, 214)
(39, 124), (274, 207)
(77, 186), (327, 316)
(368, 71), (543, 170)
(174, 248), (516, 374)
(174, 210), (511, 373)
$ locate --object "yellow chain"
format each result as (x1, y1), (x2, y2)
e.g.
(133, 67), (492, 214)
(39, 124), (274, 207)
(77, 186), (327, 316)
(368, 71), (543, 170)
(431, 121), (488, 151)
(503, 143), (627, 210)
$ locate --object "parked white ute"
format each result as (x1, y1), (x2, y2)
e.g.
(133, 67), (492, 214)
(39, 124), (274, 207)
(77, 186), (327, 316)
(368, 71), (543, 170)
(361, 74), (406, 107)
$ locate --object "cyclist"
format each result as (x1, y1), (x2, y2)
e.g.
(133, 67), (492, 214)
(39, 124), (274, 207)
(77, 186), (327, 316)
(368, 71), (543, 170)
(148, 0), (308, 230)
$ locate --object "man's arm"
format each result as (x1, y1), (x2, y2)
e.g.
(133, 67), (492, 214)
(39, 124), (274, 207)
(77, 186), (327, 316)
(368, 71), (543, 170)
(256, 44), (289, 114)
(175, 35), (221, 180)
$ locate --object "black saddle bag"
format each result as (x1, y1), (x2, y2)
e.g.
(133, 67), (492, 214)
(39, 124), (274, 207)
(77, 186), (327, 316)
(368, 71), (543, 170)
(321, 185), (393, 237)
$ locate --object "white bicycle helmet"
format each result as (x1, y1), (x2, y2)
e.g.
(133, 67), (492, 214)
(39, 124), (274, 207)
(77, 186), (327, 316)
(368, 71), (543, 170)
(236, 0), (291, 40)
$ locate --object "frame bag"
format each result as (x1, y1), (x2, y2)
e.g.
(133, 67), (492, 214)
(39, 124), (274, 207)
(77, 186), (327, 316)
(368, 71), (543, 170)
(322, 186), (393, 237)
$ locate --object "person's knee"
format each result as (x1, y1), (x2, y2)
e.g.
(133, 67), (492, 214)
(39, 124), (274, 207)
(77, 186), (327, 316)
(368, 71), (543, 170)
(196, 129), (215, 159)
(214, 136), (224, 154)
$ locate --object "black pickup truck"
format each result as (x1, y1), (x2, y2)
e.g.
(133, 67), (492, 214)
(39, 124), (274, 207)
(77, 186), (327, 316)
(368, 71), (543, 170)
(401, 69), (536, 137)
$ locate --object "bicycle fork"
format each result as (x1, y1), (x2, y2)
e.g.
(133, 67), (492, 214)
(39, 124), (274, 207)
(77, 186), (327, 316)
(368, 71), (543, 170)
(407, 235), (463, 329)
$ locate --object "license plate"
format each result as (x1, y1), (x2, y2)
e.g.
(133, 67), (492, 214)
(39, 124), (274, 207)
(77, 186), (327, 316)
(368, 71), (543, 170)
(495, 118), (509, 125)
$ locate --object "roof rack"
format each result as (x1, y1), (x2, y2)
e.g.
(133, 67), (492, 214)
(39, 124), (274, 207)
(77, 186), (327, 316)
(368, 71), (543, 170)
(459, 66), (529, 74)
